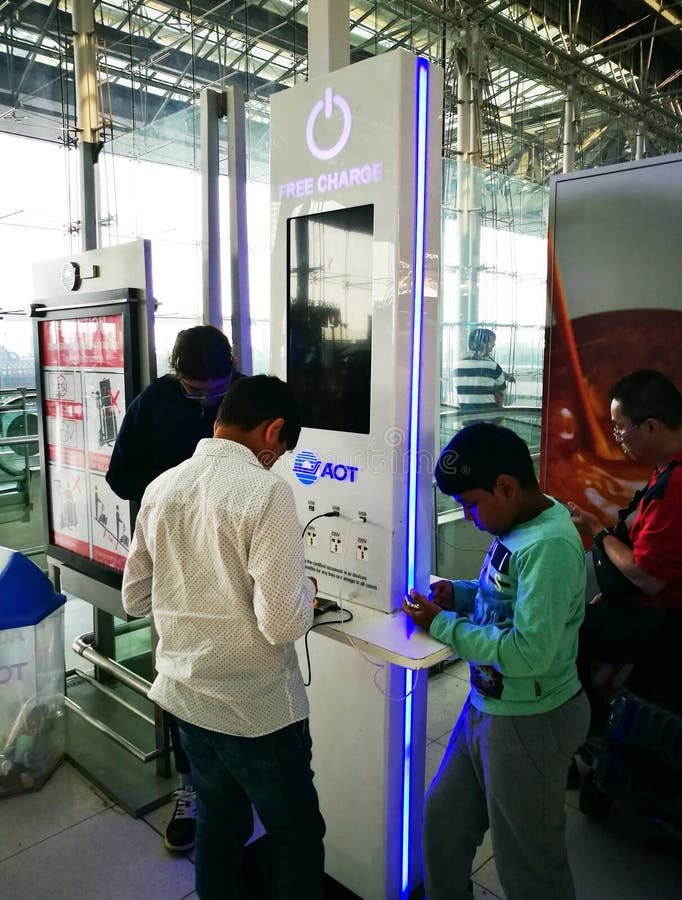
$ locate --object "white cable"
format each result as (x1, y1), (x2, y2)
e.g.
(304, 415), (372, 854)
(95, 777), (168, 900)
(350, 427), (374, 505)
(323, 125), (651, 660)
(373, 664), (421, 702)
(336, 516), (421, 701)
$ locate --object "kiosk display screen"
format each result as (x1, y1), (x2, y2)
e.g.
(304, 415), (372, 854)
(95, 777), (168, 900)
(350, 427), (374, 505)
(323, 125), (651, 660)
(287, 205), (373, 434)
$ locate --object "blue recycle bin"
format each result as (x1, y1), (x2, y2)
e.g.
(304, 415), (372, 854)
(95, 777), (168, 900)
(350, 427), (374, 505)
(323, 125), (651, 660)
(0, 547), (66, 798)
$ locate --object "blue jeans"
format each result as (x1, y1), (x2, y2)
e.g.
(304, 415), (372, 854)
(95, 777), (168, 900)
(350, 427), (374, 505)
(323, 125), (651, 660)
(166, 712), (191, 775)
(177, 717), (326, 900)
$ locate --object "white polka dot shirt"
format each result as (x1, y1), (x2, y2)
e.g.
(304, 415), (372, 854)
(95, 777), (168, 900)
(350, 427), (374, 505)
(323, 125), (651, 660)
(122, 438), (315, 737)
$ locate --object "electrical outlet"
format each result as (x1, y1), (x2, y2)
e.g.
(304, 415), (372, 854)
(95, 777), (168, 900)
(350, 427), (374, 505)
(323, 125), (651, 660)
(356, 539), (368, 561)
(330, 532), (342, 554)
(306, 528), (317, 547)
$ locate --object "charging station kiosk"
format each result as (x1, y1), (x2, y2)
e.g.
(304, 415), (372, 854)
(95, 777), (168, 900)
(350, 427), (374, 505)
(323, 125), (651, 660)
(271, 49), (445, 899)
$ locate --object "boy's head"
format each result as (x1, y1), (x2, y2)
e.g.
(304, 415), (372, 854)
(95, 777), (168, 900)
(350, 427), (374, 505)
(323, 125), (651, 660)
(435, 423), (538, 535)
(215, 374), (301, 468)
(468, 327), (496, 358)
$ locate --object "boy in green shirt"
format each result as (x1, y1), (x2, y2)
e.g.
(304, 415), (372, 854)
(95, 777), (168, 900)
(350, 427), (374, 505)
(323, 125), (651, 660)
(404, 423), (589, 900)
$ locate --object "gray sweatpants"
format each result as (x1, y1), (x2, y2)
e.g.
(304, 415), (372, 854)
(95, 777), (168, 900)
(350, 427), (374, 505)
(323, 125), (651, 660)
(423, 690), (590, 900)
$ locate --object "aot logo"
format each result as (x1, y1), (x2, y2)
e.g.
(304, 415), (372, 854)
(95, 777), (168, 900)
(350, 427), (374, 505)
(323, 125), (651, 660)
(306, 87), (352, 161)
(293, 450), (322, 485)
(292, 450), (359, 486)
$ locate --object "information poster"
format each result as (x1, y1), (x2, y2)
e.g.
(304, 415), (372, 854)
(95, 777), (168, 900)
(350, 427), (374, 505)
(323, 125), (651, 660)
(39, 314), (131, 573)
(90, 472), (131, 568)
(47, 463), (89, 557)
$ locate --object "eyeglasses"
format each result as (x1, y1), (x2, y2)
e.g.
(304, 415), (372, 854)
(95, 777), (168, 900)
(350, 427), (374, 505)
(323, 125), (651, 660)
(180, 378), (231, 402)
(612, 422), (640, 442)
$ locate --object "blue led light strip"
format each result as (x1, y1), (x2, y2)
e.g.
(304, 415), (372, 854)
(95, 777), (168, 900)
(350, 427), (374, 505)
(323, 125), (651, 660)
(402, 55), (429, 900)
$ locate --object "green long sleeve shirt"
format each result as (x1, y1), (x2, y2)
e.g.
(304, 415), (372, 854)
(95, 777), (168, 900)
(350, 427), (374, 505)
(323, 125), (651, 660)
(429, 498), (586, 716)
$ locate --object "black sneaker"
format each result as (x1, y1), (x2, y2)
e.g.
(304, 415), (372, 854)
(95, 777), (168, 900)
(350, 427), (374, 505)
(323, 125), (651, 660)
(164, 787), (197, 852)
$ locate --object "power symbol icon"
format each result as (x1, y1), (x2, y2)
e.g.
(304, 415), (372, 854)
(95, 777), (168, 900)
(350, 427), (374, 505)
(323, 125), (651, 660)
(306, 87), (352, 161)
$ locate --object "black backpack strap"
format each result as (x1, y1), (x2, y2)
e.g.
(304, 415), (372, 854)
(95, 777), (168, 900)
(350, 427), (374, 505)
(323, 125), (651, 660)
(616, 460), (682, 524)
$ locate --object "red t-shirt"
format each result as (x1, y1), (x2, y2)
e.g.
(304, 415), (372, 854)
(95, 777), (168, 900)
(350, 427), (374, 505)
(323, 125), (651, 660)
(629, 450), (682, 609)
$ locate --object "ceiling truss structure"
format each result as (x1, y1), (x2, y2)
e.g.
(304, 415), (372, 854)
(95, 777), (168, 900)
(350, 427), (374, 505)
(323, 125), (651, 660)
(1, 0), (681, 182)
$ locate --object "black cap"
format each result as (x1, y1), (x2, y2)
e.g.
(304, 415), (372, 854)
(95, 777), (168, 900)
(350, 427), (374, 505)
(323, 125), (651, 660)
(435, 422), (536, 496)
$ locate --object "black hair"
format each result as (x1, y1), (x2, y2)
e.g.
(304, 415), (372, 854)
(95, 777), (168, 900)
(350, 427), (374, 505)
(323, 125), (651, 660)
(468, 327), (496, 356)
(609, 370), (682, 430)
(216, 375), (301, 450)
(169, 325), (234, 380)
(435, 422), (537, 496)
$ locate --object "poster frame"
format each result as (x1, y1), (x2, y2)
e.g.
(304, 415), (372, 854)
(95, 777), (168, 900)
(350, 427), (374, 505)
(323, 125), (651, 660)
(32, 289), (142, 590)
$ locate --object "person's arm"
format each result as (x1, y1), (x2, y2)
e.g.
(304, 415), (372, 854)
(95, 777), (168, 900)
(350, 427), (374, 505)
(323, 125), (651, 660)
(428, 540), (584, 675)
(106, 394), (154, 502)
(628, 477), (682, 594)
(596, 531), (666, 595)
(568, 501), (666, 596)
(404, 579), (482, 634)
(492, 362), (506, 408)
(121, 507), (153, 617)
(248, 480), (315, 645)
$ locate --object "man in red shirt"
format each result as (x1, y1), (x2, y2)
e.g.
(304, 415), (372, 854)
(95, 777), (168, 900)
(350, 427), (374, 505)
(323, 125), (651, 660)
(568, 369), (682, 727)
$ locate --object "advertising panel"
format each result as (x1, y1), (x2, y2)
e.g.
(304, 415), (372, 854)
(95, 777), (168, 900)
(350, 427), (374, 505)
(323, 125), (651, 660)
(544, 154), (682, 522)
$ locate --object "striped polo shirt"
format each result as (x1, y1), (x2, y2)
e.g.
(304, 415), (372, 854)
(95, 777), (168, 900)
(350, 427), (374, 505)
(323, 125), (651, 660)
(454, 355), (506, 410)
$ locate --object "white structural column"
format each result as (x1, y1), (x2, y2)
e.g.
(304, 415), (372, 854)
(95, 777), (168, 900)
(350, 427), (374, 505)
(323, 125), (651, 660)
(456, 47), (470, 161)
(456, 26), (484, 338)
(308, 0), (350, 78)
(200, 89), (224, 328)
(635, 122), (647, 159)
(466, 26), (483, 168)
(72, 0), (100, 251)
(200, 87), (252, 370)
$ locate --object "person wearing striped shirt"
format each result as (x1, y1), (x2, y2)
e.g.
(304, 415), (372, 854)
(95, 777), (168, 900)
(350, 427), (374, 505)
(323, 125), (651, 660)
(454, 327), (511, 412)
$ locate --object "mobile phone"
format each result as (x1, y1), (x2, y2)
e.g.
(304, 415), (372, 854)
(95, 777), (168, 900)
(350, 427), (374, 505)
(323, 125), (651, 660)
(404, 593), (420, 610)
(313, 597), (340, 616)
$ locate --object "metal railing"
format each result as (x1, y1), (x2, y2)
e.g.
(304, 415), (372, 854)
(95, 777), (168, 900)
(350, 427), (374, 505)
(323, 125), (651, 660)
(0, 386), (39, 478)
(67, 630), (168, 765)
(0, 386), (45, 552)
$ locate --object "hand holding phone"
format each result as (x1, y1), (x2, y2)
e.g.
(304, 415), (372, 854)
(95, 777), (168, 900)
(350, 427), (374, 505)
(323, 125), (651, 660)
(404, 591), (421, 610)
(403, 589), (442, 632)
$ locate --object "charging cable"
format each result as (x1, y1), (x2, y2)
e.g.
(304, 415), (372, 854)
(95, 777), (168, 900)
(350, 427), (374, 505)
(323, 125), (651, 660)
(301, 509), (339, 539)
(335, 517), (421, 701)
(300, 509), (353, 686)
(300, 512), (419, 700)
(301, 610), (353, 686)
(301, 508), (341, 616)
